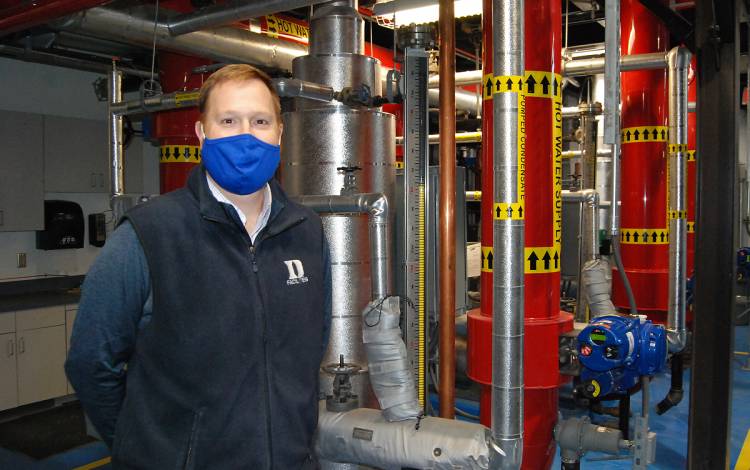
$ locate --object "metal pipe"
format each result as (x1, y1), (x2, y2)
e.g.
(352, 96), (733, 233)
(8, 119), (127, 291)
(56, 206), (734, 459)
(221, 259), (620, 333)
(604, 0), (621, 236)
(666, 46), (691, 353)
(316, 402), (499, 467)
(562, 148), (612, 159)
(562, 51), (667, 76)
(167, 0), (324, 36)
(438, 0), (457, 420)
(108, 64), (130, 222)
(0, 0), (111, 37)
(428, 69), (484, 87)
(272, 77), (335, 101)
(54, 6), (308, 72)
(491, 0), (524, 466)
(428, 88), (480, 116)
(579, 103), (601, 189)
(0, 45), (152, 78)
(291, 193), (390, 300)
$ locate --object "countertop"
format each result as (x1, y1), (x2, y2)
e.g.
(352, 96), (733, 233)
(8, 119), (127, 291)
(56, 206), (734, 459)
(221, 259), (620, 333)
(0, 289), (80, 313)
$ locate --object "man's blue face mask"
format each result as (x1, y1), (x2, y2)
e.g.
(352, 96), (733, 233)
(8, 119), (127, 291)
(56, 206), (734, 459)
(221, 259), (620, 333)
(200, 127), (281, 195)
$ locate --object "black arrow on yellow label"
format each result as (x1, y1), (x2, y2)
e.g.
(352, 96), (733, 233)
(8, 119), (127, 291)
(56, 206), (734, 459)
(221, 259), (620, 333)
(525, 74), (536, 94)
(486, 77), (494, 97)
(552, 76), (559, 96)
(528, 251), (539, 271)
(554, 251), (559, 269)
(540, 75), (550, 95)
(542, 251), (551, 270)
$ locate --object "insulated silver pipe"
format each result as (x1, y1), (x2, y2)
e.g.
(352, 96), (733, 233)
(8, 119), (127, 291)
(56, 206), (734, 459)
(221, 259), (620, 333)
(562, 148), (612, 159)
(292, 193), (390, 300)
(108, 66), (126, 220)
(428, 69), (484, 87)
(666, 47), (690, 353)
(55, 6), (308, 72)
(272, 78), (336, 101)
(562, 51), (667, 76)
(167, 0), (325, 36)
(428, 88), (480, 116)
(491, 0), (524, 466)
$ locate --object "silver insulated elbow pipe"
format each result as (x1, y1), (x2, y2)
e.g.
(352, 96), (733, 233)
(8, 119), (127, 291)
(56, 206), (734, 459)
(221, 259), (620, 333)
(491, 0), (524, 467)
(666, 46), (691, 353)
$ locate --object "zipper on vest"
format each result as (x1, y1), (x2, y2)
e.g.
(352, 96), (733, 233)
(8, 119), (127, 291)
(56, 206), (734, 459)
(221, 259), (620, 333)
(248, 242), (273, 469)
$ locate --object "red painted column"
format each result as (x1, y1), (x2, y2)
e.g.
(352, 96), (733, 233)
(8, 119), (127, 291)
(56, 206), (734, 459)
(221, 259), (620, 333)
(612, 0), (669, 319)
(467, 1), (572, 468)
(153, 52), (210, 193)
(687, 59), (697, 277)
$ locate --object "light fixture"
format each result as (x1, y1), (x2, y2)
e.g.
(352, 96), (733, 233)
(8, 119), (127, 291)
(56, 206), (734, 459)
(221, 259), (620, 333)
(372, 0), (482, 28)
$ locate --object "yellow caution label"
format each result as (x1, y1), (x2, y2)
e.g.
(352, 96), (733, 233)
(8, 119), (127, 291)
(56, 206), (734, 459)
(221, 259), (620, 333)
(621, 126), (668, 143)
(522, 71), (563, 101)
(160, 145), (201, 163)
(552, 98), (563, 252)
(467, 190), (482, 201)
(395, 161), (404, 169)
(687, 221), (695, 233)
(668, 210), (687, 219)
(525, 246), (560, 273)
(262, 14), (309, 43)
(174, 91), (200, 107)
(482, 73), (494, 100)
(687, 150), (696, 161)
(518, 93), (526, 202)
(620, 228), (669, 244)
(481, 246), (494, 273)
(493, 202), (525, 220)
(668, 143), (689, 153)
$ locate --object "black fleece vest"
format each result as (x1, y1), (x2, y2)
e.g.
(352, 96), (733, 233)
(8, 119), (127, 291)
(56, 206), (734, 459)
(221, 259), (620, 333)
(113, 167), (326, 469)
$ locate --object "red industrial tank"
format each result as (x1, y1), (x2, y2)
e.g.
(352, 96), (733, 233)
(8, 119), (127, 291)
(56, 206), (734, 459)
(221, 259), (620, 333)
(612, 0), (670, 319)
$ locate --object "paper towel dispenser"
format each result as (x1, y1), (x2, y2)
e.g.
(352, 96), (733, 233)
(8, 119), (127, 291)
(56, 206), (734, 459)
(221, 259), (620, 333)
(36, 200), (84, 250)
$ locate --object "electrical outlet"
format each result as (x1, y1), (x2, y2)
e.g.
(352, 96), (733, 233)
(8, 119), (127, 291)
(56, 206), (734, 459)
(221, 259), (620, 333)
(16, 253), (26, 269)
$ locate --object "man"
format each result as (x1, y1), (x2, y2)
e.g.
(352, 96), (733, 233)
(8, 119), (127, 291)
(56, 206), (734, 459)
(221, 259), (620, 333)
(66, 64), (331, 469)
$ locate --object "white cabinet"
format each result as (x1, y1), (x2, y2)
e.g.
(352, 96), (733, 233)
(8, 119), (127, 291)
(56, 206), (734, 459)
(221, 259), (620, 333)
(0, 310), (18, 412)
(17, 324), (67, 405)
(44, 116), (145, 194)
(0, 110), (44, 231)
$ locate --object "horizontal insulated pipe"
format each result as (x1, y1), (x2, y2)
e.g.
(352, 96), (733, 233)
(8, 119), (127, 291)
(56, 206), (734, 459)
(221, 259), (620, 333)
(316, 402), (497, 467)
(666, 46), (691, 353)
(291, 193), (389, 300)
(562, 51), (668, 76)
(54, 6), (308, 71)
(167, 0), (326, 36)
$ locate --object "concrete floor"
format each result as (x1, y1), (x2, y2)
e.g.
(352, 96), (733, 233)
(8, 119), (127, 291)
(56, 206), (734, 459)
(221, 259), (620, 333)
(1, 326), (748, 469)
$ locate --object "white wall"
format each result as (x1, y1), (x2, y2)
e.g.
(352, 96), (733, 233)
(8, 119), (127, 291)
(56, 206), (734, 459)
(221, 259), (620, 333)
(0, 57), (160, 281)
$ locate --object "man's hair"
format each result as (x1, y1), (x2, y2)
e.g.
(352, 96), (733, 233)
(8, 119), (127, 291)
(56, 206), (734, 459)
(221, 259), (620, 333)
(198, 64), (281, 120)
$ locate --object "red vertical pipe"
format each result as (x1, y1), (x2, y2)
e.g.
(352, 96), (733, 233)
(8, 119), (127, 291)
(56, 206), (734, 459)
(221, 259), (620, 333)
(466, 0), (494, 426)
(522, 1), (572, 468)
(153, 52), (210, 193)
(612, 0), (669, 318)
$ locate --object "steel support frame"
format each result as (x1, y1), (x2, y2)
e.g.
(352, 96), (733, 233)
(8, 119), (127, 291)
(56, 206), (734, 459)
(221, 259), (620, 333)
(687, 0), (738, 468)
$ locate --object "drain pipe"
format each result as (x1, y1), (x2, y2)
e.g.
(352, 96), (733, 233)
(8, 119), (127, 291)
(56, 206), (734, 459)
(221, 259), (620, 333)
(491, 0), (524, 466)
(108, 64), (130, 222)
(666, 46), (691, 353)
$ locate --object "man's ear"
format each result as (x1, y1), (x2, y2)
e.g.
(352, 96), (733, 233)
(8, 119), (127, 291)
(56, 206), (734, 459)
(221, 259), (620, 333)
(194, 120), (205, 145)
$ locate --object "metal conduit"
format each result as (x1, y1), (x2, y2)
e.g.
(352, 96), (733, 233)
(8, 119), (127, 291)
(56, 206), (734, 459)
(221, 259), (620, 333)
(291, 193), (390, 300)
(666, 46), (691, 353)
(167, 0), (326, 36)
(491, 0), (524, 466)
(107, 66), (129, 222)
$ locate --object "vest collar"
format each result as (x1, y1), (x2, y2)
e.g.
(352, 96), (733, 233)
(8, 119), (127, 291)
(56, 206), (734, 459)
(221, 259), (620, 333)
(187, 165), (304, 238)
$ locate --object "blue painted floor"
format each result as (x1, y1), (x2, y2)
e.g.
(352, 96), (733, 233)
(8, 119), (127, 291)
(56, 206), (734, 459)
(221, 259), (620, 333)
(1, 326), (748, 469)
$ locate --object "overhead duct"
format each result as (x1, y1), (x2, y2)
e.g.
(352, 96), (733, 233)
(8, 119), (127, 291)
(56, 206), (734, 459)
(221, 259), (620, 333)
(167, 0), (327, 36)
(54, 5), (478, 115)
(53, 5), (308, 71)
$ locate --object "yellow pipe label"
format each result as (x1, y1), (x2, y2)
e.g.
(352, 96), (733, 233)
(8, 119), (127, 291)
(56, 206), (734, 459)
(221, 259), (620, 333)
(524, 246), (560, 273)
(620, 228), (670, 245)
(621, 126), (668, 143)
(481, 246), (494, 273)
(160, 145), (201, 163)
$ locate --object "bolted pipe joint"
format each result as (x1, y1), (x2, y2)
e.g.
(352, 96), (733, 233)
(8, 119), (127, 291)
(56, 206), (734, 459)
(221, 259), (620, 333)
(667, 329), (688, 353)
